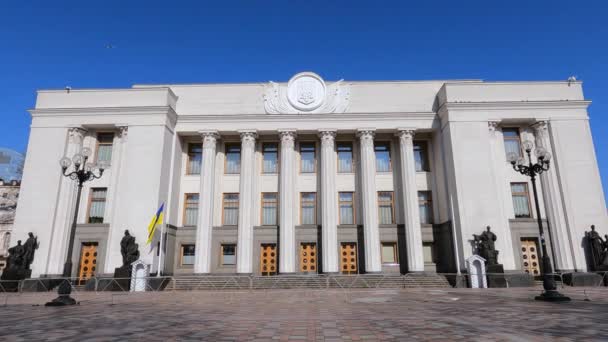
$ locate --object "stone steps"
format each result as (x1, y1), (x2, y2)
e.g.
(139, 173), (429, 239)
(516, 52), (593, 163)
(172, 274), (451, 291)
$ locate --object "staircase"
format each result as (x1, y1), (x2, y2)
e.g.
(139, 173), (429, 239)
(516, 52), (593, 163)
(172, 274), (451, 291)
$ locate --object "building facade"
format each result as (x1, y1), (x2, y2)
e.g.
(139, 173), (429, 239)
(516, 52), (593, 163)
(12, 72), (608, 280)
(0, 179), (20, 273)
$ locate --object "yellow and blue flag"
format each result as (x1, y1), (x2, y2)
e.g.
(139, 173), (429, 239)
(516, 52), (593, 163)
(147, 203), (164, 245)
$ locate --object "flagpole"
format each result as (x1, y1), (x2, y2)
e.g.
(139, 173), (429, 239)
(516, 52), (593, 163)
(157, 222), (165, 277)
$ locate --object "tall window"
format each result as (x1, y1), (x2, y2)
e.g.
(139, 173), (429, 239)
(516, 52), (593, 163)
(511, 183), (531, 218)
(301, 192), (316, 225)
(261, 193), (278, 225)
(300, 143), (316, 173)
(414, 141), (430, 172)
(187, 144), (202, 174)
(418, 191), (433, 224)
(225, 144), (241, 174)
(181, 244), (195, 266)
(262, 143), (278, 173)
(339, 192), (355, 225)
(183, 194), (199, 226)
(375, 142), (391, 172)
(223, 193), (239, 225)
(378, 191), (395, 224)
(337, 142), (354, 173)
(381, 242), (398, 264)
(96, 133), (114, 165)
(221, 244), (236, 265)
(503, 128), (522, 158)
(88, 188), (107, 223)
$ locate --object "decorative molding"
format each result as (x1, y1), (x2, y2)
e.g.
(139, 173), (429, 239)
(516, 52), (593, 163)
(239, 130), (257, 149)
(117, 126), (129, 138)
(396, 128), (415, 142)
(200, 130), (220, 148)
(264, 72), (350, 114)
(487, 121), (501, 132)
(279, 130), (297, 149)
(357, 129), (376, 149)
(318, 130), (337, 148)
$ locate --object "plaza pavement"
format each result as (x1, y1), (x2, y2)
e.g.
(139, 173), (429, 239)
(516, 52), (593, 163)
(1, 287), (607, 341)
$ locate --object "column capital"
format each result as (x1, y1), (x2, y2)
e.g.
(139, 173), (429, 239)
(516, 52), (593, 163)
(199, 130), (220, 147)
(487, 121), (501, 132)
(356, 128), (376, 138)
(279, 130), (297, 147)
(318, 130), (337, 147)
(532, 120), (549, 134)
(68, 126), (87, 138)
(239, 130), (257, 149)
(395, 128), (416, 139)
(116, 125), (129, 138)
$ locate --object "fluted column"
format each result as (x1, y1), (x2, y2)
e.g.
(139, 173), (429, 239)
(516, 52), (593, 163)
(237, 130), (257, 274)
(357, 129), (382, 273)
(47, 127), (86, 275)
(194, 130), (219, 274)
(319, 130), (339, 273)
(533, 121), (575, 271)
(279, 130), (297, 273)
(396, 129), (425, 272)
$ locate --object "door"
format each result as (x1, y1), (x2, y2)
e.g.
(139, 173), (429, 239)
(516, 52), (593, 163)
(78, 243), (98, 284)
(340, 242), (358, 274)
(260, 244), (277, 276)
(299, 243), (317, 273)
(521, 239), (540, 276)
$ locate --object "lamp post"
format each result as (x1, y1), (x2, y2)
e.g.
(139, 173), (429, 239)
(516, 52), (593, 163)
(46, 147), (106, 306)
(507, 141), (570, 302)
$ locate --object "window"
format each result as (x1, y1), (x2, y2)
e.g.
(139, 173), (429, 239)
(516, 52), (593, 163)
(222, 193), (239, 225)
(96, 133), (114, 164)
(414, 141), (430, 172)
(87, 188), (107, 223)
(337, 142), (354, 173)
(381, 242), (398, 264)
(262, 143), (278, 173)
(503, 128), (522, 159)
(300, 143), (316, 173)
(181, 244), (195, 265)
(261, 193), (278, 225)
(418, 191), (433, 224)
(301, 192), (317, 225)
(225, 144), (241, 174)
(375, 142), (391, 172)
(187, 144), (202, 174)
(511, 183), (531, 218)
(423, 242), (435, 264)
(221, 244), (236, 265)
(378, 191), (395, 224)
(339, 192), (355, 225)
(183, 194), (199, 226)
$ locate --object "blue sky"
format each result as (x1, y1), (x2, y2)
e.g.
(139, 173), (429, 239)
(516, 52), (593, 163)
(0, 0), (606, 201)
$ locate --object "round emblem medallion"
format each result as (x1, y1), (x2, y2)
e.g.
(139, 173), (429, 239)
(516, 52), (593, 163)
(287, 72), (326, 111)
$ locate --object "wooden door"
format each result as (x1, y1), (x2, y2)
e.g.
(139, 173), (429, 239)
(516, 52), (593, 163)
(340, 243), (358, 274)
(299, 243), (317, 273)
(521, 239), (540, 276)
(78, 244), (98, 284)
(260, 244), (277, 276)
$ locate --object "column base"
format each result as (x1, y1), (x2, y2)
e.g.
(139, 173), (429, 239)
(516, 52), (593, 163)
(535, 290), (571, 302)
(45, 295), (78, 306)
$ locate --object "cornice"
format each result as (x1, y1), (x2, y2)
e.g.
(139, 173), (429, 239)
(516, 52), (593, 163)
(29, 106), (177, 118)
(176, 112), (437, 123)
(438, 100), (591, 112)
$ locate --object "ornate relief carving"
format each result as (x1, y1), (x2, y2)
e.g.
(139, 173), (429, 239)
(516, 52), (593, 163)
(279, 130), (297, 149)
(239, 131), (257, 149)
(318, 130), (337, 148)
(117, 126), (129, 139)
(68, 127), (87, 144)
(264, 72), (350, 114)
(200, 131), (220, 149)
(357, 130), (375, 149)
(487, 121), (500, 133)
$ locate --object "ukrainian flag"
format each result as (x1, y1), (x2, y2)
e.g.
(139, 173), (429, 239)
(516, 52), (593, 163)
(147, 203), (164, 245)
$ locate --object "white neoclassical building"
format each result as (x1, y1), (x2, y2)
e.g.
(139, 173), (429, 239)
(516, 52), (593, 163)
(11, 72), (608, 281)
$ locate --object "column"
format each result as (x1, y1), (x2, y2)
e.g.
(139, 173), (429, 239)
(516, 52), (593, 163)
(194, 130), (219, 274)
(396, 129), (425, 272)
(533, 121), (575, 271)
(279, 130), (297, 273)
(357, 129), (382, 273)
(319, 130), (339, 273)
(46, 127), (86, 275)
(237, 130), (257, 274)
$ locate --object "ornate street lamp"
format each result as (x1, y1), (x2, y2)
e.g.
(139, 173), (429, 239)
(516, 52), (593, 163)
(46, 147), (106, 306)
(507, 141), (570, 302)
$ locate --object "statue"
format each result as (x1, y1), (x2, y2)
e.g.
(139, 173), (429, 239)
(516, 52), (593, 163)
(585, 225), (608, 270)
(473, 226), (499, 266)
(120, 230), (140, 266)
(22, 232), (39, 270)
(6, 240), (25, 270)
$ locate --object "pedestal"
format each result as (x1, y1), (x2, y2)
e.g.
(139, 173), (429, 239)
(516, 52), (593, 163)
(112, 266), (132, 291)
(0, 268), (31, 292)
(486, 264), (507, 288)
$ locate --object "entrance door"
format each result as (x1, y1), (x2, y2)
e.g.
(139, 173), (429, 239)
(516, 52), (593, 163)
(260, 244), (277, 276)
(521, 239), (540, 276)
(78, 243), (98, 284)
(299, 243), (317, 273)
(340, 242), (358, 274)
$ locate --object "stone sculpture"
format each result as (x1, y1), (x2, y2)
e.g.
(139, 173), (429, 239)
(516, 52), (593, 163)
(473, 226), (499, 266)
(1, 232), (38, 290)
(120, 230), (140, 267)
(585, 225), (608, 271)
